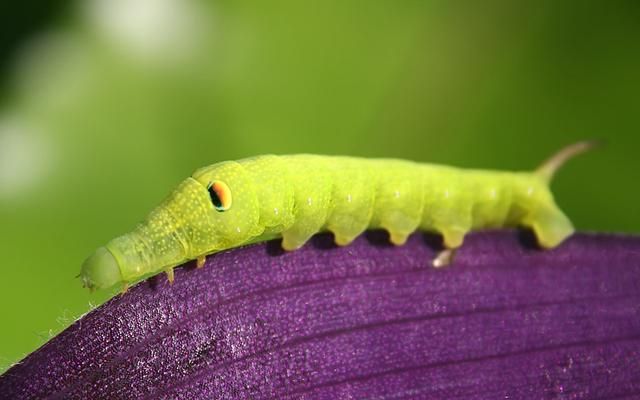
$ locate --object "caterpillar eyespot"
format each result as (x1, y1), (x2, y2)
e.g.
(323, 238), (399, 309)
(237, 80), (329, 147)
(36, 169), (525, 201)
(207, 180), (232, 212)
(80, 141), (599, 292)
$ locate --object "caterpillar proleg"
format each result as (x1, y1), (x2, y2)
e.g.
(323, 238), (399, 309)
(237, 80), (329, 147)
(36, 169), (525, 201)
(80, 141), (596, 291)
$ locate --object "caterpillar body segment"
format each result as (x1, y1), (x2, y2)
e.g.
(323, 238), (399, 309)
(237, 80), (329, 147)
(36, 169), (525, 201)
(80, 143), (594, 291)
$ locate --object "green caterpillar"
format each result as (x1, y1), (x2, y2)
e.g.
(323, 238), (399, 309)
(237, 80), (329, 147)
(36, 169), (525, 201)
(80, 142), (595, 291)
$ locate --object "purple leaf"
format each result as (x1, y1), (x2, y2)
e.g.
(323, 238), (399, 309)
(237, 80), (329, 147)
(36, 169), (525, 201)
(1, 230), (640, 399)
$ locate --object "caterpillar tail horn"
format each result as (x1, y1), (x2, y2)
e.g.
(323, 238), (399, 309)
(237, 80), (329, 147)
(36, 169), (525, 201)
(535, 140), (601, 184)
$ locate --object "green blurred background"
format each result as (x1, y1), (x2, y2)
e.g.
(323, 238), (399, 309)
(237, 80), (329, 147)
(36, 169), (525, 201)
(0, 0), (638, 371)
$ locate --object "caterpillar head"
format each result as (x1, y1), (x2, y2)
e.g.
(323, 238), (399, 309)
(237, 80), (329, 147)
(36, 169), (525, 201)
(80, 246), (121, 291)
(79, 161), (263, 290)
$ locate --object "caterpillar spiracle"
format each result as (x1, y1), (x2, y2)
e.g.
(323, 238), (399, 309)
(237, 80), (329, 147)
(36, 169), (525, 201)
(80, 141), (596, 292)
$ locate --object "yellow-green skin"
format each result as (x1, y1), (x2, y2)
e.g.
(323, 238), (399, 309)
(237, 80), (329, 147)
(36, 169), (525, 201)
(80, 154), (573, 290)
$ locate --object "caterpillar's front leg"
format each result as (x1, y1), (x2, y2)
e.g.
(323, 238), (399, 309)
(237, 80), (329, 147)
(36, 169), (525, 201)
(432, 227), (467, 268)
(164, 266), (175, 283)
